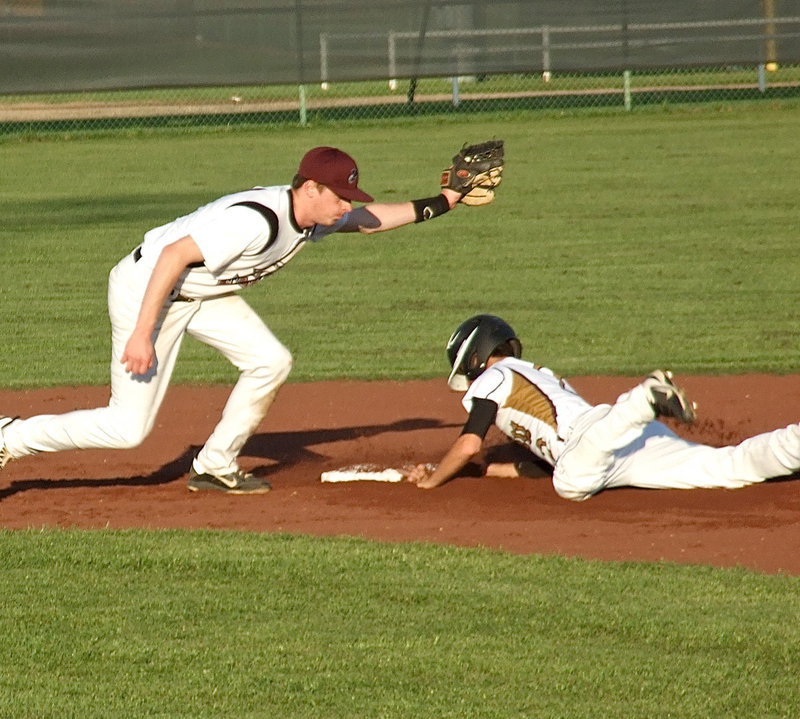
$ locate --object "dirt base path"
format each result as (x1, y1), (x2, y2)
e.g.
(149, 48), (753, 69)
(1, 375), (798, 574)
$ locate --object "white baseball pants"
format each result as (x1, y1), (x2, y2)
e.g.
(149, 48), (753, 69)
(553, 382), (800, 501)
(3, 253), (292, 476)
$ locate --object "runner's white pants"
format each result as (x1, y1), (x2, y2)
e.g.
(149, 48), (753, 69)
(553, 382), (800, 501)
(3, 253), (292, 475)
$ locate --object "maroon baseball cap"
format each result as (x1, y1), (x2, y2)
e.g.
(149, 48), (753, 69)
(298, 146), (374, 203)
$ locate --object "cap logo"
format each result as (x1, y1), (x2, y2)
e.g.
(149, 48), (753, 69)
(297, 146), (374, 203)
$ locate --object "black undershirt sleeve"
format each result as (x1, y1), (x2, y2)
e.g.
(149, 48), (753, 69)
(460, 398), (499, 438)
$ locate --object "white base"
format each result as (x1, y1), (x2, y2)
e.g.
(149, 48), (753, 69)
(320, 464), (405, 483)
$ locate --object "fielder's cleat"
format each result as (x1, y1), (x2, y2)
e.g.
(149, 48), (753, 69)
(0, 416), (16, 470)
(187, 465), (272, 494)
(646, 370), (697, 424)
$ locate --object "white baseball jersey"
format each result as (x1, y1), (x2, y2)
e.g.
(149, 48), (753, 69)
(135, 186), (344, 299)
(2, 184), (352, 477)
(462, 357), (800, 501)
(463, 357), (592, 466)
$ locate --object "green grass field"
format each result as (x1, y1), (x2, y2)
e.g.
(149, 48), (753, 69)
(1, 102), (798, 386)
(2, 529), (799, 719)
(1, 103), (799, 717)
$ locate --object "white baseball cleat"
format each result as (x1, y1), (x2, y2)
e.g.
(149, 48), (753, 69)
(0, 416), (15, 470)
(645, 370), (697, 424)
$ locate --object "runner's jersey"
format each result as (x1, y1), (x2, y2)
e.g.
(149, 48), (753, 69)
(463, 357), (592, 465)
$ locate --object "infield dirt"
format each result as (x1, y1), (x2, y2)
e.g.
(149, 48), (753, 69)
(1, 374), (798, 575)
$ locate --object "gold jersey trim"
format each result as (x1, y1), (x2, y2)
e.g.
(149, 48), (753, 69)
(506, 371), (558, 431)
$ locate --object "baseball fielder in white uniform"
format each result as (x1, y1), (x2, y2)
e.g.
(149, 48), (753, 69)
(0, 146), (472, 494)
(407, 315), (800, 500)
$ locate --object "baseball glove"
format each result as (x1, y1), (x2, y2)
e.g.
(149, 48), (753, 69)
(441, 139), (504, 206)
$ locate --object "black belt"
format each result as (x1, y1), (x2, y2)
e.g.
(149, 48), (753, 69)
(132, 245), (194, 302)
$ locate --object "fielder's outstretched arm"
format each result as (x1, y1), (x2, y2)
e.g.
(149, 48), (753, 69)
(341, 188), (462, 234)
(340, 137), (505, 233)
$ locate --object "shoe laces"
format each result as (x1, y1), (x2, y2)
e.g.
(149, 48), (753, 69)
(224, 469), (255, 485)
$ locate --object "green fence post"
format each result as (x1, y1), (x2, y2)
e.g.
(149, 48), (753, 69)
(623, 70), (632, 111)
(299, 85), (308, 126)
(757, 64), (767, 93)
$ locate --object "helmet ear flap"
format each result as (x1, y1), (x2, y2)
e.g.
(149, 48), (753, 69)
(464, 345), (489, 381)
(447, 326), (480, 390)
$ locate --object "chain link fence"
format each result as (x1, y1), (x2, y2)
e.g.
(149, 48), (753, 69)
(2, 0), (799, 136)
(1, 64), (799, 136)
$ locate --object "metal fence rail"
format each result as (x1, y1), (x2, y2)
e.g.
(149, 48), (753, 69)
(320, 15), (800, 89)
(2, 64), (798, 137)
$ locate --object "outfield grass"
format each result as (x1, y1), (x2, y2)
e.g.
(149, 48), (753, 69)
(1, 529), (798, 719)
(0, 102), (798, 387)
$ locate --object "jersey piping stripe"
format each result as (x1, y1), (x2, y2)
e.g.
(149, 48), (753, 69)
(214, 236), (308, 286)
(230, 201), (280, 254)
(507, 371), (558, 431)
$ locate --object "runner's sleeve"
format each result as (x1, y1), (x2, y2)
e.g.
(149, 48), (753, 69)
(461, 398), (498, 438)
